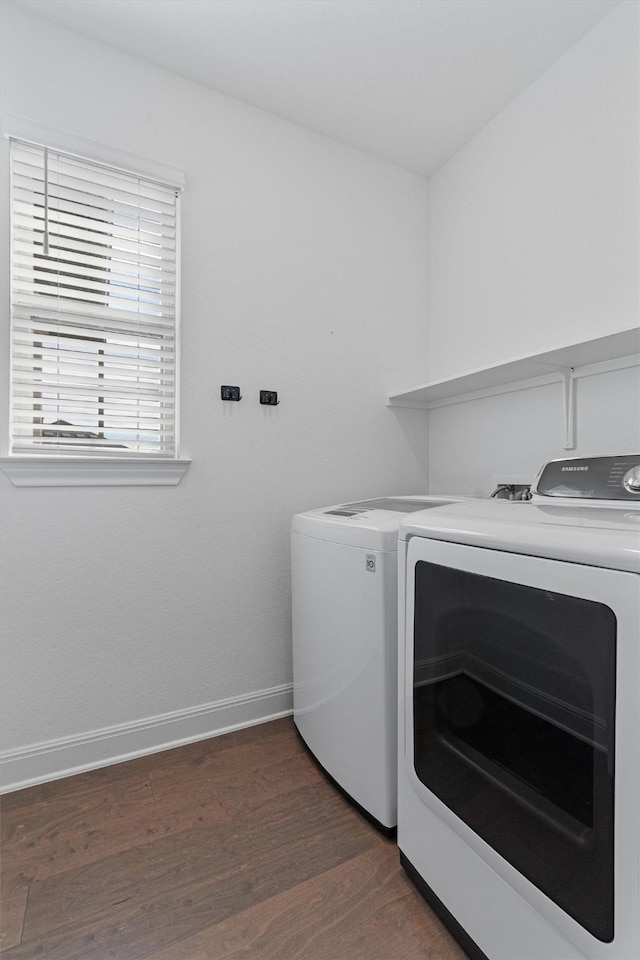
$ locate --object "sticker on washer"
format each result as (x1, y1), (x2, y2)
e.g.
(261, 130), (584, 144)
(365, 554), (376, 572)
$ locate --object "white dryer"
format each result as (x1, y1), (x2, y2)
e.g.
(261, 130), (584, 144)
(397, 455), (640, 960)
(291, 495), (459, 831)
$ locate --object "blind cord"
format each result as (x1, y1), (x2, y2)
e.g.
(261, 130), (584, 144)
(43, 147), (49, 257)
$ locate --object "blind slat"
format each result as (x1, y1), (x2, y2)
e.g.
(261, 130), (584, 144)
(13, 183), (178, 227)
(13, 365), (175, 388)
(12, 215), (176, 255)
(13, 397), (172, 417)
(13, 203), (176, 242)
(12, 441), (175, 456)
(13, 421), (174, 436)
(13, 366), (175, 388)
(13, 411), (174, 428)
(13, 231), (178, 272)
(12, 150), (178, 208)
(12, 253), (176, 295)
(13, 270), (175, 310)
(13, 344), (175, 369)
(12, 446), (175, 459)
(13, 294), (176, 327)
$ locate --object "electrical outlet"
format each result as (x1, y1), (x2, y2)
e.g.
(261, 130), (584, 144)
(221, 385), (241, 401)
(260, 390), (279, 405)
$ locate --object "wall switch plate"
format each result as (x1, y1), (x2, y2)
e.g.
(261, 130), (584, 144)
(221, 385), (241, 401)
(260, 390), (279, 405)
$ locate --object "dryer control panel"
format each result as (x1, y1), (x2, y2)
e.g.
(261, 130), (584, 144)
(534, 455), (640, 500)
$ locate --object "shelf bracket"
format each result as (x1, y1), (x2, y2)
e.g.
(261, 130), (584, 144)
(561, 367), (576, 450)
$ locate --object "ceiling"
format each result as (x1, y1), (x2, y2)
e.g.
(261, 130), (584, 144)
(10, 0), (623, 176)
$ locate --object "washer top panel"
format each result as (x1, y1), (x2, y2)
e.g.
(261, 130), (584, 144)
(292, 495), (460, 551)
(336, 498), (446, 513)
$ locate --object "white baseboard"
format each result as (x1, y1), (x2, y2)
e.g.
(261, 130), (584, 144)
(0, 683), (293, 794)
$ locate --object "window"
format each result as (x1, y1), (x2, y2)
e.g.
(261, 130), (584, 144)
(8, 138), (181, 462)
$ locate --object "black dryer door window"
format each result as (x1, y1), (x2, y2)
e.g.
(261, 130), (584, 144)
(413, 561), (616, 943)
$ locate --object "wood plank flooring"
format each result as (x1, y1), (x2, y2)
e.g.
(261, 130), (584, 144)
(0, 717), (469, 960)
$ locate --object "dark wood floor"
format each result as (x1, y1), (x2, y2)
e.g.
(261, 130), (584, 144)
(0, 717), (469, 960)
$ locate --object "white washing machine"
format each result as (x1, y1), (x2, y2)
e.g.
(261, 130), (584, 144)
(397, 455), (640, 960)
(291, 495), (460, 832)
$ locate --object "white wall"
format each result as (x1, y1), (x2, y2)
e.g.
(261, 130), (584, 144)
(426, 0), (639, 494)
(0, 3), (430, 781)
(428, 364), (640, 496)
(427, 0), (638, 380)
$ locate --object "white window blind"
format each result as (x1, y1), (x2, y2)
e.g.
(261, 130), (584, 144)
(10, 139), (180, 458)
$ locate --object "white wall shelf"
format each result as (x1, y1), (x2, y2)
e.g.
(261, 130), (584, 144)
(387, 327), (640, 450)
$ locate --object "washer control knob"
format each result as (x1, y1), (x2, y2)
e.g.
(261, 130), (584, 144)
(622, 466), (640, 493)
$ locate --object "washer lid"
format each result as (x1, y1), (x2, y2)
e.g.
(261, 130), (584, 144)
(330, 497), (443, 513)
(292, 495), (460, 550)
(399, 499), (640, 573)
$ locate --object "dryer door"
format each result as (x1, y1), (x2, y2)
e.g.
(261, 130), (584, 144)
(403, 536), (640, 954)
(413, 558), (614, 941)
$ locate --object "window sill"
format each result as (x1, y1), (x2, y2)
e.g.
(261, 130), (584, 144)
(0, 457), (192, 487)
